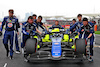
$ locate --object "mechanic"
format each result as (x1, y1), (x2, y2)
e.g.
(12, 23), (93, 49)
(50, 20), (64, 29)
(66, 19), (76, 34)
(35, 16), (48, 32)
(70, 19), (76, 33)
(70, 14), (83, 38)
(65, 19), (77, 49)
(15, 22), (20, 54)
(70, 19), (76, 27)
(0, 9), (19, 59)
(78, 18), (94, 62)
(21, 16), (42, 54)
(32, 14), (37, 22)
(32, 15), (48, 48)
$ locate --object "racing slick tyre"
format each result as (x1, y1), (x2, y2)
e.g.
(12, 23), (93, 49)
(75, 38), (86, 55)
(25, 38), (37, 54)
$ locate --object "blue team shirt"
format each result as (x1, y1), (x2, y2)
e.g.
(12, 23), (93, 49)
(0, 16), (19, 31)
(78, 22), (94, 34)
(22, 22), (36, 35)
(70, 21), (83, 32)
(50, 24), (64, 29)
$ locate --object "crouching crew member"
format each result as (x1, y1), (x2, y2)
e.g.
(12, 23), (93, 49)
(21, 16), (42, 54)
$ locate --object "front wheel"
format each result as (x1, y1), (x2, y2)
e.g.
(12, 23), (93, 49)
(25, 38), (37, 54)
(75, 38), (86, 55)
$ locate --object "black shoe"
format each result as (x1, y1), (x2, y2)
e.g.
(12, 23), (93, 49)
(10, 56), (13, 60)
(88, 56), (93, 62)
(6, 50), (9, 57)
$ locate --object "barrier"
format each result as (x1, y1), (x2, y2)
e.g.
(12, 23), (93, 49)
(94, 25), (97, 31)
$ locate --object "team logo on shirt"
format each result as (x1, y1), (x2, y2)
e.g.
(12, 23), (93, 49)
(8, 23), (13, 27)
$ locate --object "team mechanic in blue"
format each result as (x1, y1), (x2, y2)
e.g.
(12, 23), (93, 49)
(70, 14), (94, 37)
(49, 20), (64, 29)
(34, 16), (49, 33)
(32, 14), (37, 22)
(21, 16), (42, 54)
(78, 18), (94, 62)
(70, 19), (76, 29)
(66, 19), (76, 34)
(70, 14), (83, 36)
(15, 22), (20, 53)
(0, 9), (19, 59)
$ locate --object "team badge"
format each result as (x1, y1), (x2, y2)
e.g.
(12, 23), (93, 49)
(8, 23), (13, 27)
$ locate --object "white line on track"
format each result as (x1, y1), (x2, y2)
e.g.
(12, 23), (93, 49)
(4, 63), (7, 67)
(94, 44), (100, 48)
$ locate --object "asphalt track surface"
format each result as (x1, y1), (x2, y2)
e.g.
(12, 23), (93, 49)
(0, 31), (100, 67)
(95, 34), (100, 45)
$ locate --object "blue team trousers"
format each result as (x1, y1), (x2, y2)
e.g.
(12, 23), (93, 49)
(3, 31), (14, 56)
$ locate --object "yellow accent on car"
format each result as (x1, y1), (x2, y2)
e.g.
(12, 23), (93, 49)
(34, 36), (38, 38)
(62, 34), (69, 42)
(69, 39), (73, 42)
(42, 34), (51, 42)
(37, 45), (40, 48)
(75, 35), (79, 38)
(51, 28), (60, 32)
(71, 45), (75, 49)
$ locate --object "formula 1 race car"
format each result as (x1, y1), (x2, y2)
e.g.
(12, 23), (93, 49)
(24, 28), (88, 62)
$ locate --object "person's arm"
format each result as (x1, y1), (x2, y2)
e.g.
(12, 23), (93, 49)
(22, 23), (29, 35)
(78, 27), (82, 36)
(0, 18), (6, 32)
(70, 23), (77, 31)
(39, 25), (45, 30)
(18, 23), (20, 28)
(87, 33), (92, 38)
(87, 27), (94, 38)
(36, 28), (42, 34)
(16, 19), (20, 35)
(42, 23), (49, 31)
(59, 25), (64, 29)
(89, 22), (94, 27)
(78, 32), (80, 36)
(49, 25), (54, 29)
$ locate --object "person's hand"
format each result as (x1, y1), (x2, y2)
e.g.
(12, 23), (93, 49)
(26, 30), (30, 33)
(47, 31), (50, 34)
(70, 31), (72, 34)
(41, 33), (45, 37)
(86, 38), (88, 41)
(17, 32), (19, 35)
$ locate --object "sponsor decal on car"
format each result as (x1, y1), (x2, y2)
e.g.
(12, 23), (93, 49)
(55, 43), (59, 45)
